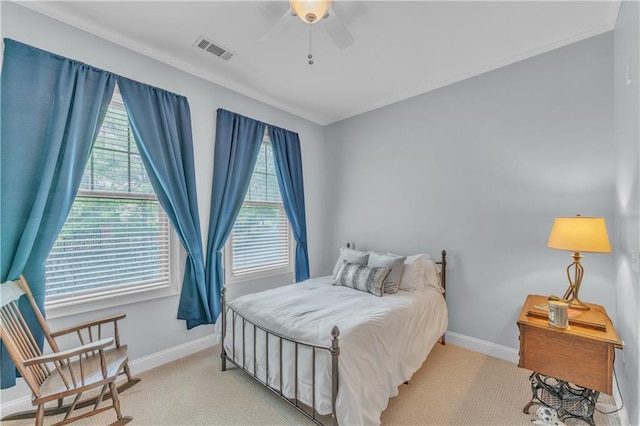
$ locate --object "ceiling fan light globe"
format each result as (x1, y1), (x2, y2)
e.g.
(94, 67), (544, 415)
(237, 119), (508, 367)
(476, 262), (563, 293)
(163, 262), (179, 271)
(290, 0), (332, 24)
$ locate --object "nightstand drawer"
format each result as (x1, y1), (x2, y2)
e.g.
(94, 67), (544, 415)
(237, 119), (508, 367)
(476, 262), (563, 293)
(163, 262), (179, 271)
(518, 324), (615, 394)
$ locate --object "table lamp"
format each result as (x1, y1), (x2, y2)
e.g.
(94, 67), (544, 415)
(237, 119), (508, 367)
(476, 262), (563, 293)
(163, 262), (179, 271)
(547, 215), (611, 310)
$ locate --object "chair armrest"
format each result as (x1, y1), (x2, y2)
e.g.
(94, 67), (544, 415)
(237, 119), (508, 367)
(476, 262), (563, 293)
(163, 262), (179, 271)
(23, 338), (114, 366)
(50, 313), (126, 338)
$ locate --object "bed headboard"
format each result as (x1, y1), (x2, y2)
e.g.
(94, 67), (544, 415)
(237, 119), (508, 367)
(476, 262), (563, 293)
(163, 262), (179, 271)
(344, 244), (447, 298)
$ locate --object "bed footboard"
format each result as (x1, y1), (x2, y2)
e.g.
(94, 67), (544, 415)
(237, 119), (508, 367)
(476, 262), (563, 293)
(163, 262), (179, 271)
(221, 287), (339, 426)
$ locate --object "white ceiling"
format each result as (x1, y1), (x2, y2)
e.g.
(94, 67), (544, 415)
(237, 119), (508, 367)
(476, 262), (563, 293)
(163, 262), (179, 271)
(18, 1), (620, 125)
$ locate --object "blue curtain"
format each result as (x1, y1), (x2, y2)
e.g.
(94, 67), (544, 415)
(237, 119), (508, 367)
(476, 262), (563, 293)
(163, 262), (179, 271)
(206, 110), (265, 322)
(268, 126), (310, 281)
(0, 39), (115, 388)
(116, 77), (208, 329)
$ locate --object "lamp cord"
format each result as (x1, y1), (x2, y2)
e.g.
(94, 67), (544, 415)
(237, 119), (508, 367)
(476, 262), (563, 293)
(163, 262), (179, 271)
(588, 306), (625, 416)
(596, 366), (625, 415)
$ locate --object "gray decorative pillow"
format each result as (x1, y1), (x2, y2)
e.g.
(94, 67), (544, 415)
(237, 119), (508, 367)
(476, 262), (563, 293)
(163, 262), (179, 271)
(367, 252), (406, 294)
(332, 262), (391, 297)
(332, 247), (370, 278)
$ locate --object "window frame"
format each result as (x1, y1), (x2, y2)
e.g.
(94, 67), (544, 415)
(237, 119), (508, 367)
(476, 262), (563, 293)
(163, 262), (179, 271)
(44, 87), (181, 319)
(45, 234), (182, 319)
(223, 137), (295, 285)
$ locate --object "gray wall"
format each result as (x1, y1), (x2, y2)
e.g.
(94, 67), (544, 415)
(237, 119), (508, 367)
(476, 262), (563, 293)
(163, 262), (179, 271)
(1, 2), (327, 403)
(324, 33), (616, 352)
(3, 0), (638, 421)
(614, 1), (640, 424)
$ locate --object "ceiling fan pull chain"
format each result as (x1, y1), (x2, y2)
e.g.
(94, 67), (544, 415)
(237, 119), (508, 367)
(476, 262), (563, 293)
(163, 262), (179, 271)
(308, 24), (314, 65)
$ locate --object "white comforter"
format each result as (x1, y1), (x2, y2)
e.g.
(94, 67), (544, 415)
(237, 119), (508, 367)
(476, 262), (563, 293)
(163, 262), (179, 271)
(220, 276), (447, 426)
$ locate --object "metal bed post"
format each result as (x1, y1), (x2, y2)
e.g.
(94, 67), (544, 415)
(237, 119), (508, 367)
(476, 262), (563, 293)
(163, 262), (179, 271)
(439, 250), (447, 345)
(330, 326), (340, 426)
(221, 286), (227, 372)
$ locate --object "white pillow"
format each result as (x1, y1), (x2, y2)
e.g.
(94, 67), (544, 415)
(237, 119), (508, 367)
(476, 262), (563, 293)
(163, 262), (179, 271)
(422, 257), (444, 293)
(396, 254), (444, 293)
(332, 247), (369, 278)
(397, 254), (427, 292)
(367, 252), (406, 294)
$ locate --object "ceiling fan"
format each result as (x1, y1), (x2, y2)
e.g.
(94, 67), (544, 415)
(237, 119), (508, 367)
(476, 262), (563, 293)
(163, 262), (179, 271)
(261, 0), (354, 62)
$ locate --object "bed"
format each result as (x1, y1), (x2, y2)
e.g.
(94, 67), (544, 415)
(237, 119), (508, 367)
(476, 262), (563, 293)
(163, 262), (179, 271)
(218, 250), (448, 426)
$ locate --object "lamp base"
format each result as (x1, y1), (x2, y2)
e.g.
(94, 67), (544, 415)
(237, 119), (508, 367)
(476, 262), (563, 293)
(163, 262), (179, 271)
(548, 294), (590, 311)
(551, 253), (591, 311)
(566, 298), (590, 311)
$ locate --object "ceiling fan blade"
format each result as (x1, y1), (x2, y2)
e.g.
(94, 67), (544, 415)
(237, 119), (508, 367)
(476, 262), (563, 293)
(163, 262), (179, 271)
(260, 8), (294, 42)
(322, 10), (354, 50)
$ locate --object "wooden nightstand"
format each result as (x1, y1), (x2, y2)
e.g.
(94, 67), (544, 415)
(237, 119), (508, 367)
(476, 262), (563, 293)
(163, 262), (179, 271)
(517, 294), (622, 425)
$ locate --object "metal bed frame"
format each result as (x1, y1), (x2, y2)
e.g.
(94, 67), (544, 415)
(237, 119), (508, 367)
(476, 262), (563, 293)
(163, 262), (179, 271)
(220, 250), (447, 425)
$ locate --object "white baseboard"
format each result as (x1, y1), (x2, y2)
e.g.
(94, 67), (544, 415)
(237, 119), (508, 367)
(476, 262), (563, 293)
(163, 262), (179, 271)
(444, 332), (630, 425)
(0, 335), (216, 419)
(0, 387), (32, 419)
(445, 331), (520, 363)
(127, 334), (216, 376)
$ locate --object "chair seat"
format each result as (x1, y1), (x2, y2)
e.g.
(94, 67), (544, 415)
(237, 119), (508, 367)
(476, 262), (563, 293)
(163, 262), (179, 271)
(35, 346), (129, 405)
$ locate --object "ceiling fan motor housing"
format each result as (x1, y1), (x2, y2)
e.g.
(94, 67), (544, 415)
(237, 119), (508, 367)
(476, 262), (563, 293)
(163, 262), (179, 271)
(290, 0), (332, 24)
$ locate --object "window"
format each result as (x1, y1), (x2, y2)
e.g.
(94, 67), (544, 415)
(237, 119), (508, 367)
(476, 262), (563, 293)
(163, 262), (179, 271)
(224, 135), (293, 283)
(45, 87), (177, 313)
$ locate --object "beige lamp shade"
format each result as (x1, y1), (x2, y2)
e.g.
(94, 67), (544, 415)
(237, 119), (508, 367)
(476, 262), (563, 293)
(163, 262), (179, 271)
(547, 216), (611, 253)
(290, 0), (332, 24)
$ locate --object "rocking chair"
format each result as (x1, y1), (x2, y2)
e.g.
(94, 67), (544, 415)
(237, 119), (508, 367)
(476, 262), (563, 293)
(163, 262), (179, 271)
(0, 275), (140, 425)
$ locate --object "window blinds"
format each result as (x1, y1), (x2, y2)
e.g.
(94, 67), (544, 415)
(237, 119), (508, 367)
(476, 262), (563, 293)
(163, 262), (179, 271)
(45, 89), (171, 303)
(230, 141), (290, 277)
(231, 202), (290, 276)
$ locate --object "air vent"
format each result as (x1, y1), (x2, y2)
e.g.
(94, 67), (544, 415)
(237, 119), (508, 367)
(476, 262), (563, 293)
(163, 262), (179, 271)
(193, 36), (235, 61)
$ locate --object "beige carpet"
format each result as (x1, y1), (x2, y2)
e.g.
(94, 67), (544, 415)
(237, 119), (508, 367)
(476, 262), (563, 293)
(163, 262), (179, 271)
(3, 343), (622, 425)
